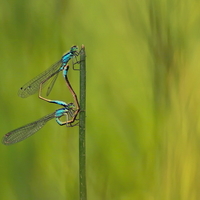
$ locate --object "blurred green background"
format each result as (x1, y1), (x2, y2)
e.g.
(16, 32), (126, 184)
(1, 0), (200, 199)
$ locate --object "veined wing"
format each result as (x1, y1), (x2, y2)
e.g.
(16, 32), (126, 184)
(46, 71), (60, 96)
(18, 60), (63, 98)
(2, 112), (55, 145)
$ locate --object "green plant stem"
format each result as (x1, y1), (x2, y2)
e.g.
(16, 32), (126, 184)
(79, 45), (87, 200)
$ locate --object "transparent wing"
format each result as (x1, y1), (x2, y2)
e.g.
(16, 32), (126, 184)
(18, 60), (62, 98)
(2, 112), (55, 145)
(46, 71), (60, 96)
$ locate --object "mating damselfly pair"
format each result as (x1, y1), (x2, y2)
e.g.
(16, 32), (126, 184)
(2, 46), (80, 145)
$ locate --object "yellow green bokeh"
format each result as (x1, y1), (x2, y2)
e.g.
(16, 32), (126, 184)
(0, 0), (200, 199)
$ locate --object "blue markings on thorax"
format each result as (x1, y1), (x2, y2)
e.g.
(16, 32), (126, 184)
(55, 108), (67, 118)
(62, 52), (72, 64)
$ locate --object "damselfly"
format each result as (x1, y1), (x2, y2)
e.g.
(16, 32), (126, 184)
(2, 102), (75, 145)
(18, 46), (79, 98)
(38, 64), (80, 124)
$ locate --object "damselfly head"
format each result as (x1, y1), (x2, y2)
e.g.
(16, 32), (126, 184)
(67, 103), (76, 109)
(70, 45), (79, 54)
(62, 45), (78, 56)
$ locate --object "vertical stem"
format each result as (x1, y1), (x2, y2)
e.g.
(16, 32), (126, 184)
(79, 45), (87, 200)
